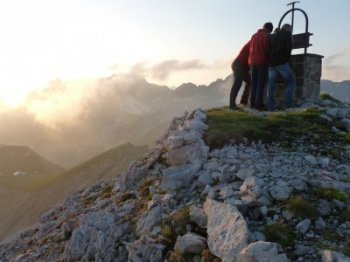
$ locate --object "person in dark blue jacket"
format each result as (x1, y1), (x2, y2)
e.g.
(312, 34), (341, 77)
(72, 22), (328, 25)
(267, 23), (296, 111)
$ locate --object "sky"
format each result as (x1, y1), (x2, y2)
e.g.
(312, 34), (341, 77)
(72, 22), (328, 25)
(0, 0), (349, 106)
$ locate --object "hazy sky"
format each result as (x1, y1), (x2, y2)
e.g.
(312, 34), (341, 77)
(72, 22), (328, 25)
(0, 0), (349, 106)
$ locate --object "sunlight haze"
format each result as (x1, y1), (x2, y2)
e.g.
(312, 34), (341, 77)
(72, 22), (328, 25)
(0, 0), (350, 106)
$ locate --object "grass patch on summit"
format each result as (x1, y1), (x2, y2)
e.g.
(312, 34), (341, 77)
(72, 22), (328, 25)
(205, 107), (346, 152)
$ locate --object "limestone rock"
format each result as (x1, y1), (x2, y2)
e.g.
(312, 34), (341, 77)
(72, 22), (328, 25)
(204, 199), (252, 261)
(136, 205), (162, 236)
(239, 241), (288, 262)
(163, 141), (208, 166)
(321, 250), (350, 262)
(63, 211), (130, 261)
(269, 185), (292, 201)
(236, 168), (255, 180)
(174, 232), (206, 255)
(296, 218), (311, 234)
(190, 206), (207, 228)
(160, 163), (201, 191)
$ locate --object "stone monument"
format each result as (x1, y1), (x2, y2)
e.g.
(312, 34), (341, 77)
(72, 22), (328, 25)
(276, 1), (323, 104)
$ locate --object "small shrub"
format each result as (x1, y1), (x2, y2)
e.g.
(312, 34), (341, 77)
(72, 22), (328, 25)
(313, 187), (348, 202)
(168, 251), (195, 262)
(99, 185), (113, 199)
(115, 192), (136, 204)
(139, 179), (155, 196)
(202, 249), (221, 262)
(170, 208), (190, 229)
(160, 224), (174, 239)
(82, 196), (98, 206)
(344, 133), (350, 143)
(320, 93), (340, 103)
(342, 246), (350, 257)
(322, 228), (344, 242)
(263, 223), (296, 248)
(339, 209), (350, 223)
(168, 251), (183, 262)
(286, 196), (317, 218)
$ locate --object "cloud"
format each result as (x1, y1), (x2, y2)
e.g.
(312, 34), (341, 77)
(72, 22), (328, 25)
(150, 59), (207, 80)
(126, 59), (228, 81)
(323, 46), (350, 81)
(0, 60), (232, 168)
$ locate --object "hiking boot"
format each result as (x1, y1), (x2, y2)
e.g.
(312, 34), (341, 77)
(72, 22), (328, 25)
(230, 104), (238, 110)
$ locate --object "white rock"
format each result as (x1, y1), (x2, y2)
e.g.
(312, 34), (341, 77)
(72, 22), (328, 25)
(239, 241), (288, 262)
(321, 250), (350, 262)
(174, 232), (206, 255)
(260, 206), (268, 216)
(296, 218), (311, 234)
(204, 199), (252, 262)
(160, 164), (201, 191)
(269, 185), (292, 201)
(340, 118), (350, 132)
(190, 207), (207, 228)
(236, 168), (255, 180)
(304, 155), (318, 166)
(315, 217), (326, 229)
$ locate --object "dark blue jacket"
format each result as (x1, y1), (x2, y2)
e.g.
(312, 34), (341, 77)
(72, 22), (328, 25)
(269, 29), (292, 66)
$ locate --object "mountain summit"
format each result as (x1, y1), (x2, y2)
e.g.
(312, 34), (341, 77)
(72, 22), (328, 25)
(0, 144), (64, 177)
(1, 97), (350, 261)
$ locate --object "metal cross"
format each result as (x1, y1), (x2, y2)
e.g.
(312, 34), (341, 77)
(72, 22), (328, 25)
(287, 1), (300, 33)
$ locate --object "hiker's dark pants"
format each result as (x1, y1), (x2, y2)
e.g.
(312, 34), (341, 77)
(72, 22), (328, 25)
(229, 61), (250, 108)
(250, 65), (267, 109)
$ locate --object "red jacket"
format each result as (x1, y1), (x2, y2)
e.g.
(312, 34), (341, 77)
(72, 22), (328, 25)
(234, 41), (250, 68)
(248, 28), (271, 66)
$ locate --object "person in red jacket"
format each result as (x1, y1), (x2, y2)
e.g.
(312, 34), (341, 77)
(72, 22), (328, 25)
(229, 41), (251, 109)
(248, 22), (273, 110)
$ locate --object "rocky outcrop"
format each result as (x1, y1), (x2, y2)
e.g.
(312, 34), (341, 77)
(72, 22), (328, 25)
(204, 199), (252, 261)
(1, 101), (350, 262)
(240, 241), (288, 262)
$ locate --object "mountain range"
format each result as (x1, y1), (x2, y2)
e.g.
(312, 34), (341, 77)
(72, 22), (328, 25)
(1, 98), (350, 261)
(0, 143), (148, 242)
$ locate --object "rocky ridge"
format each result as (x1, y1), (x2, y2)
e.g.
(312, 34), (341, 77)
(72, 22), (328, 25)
(0, 99), (350, 261)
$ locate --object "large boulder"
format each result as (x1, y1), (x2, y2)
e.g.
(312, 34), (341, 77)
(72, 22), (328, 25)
(204, 199), (252, 262)
(321, 250), (350, 262)
(63, 211), (130, 261)
(190, 206), (207, 228)
(136, 205), (162, 236)
(240, 241), (288, 262)
(163, 141), (208, 166)
(174, 232), (206, 255)
(160, 163), (201, 191)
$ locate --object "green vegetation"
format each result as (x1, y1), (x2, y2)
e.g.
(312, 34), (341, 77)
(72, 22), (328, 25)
(339, 209), (350, 223)
(344, 133), (350, 143)
(286, 196), (317, 218)
(115, 192), (136, 204)
(99, 185), (114, 200)
(160, 207), (191, 248)
(316, 242), (350, 257)
(263, 223), (296, 248)
(206, 108), (336, 148)
(82, 195), (98, 207)
(313, 187), (348, 202)
(139, 178), (155, 199)
(168, 251), (193, 262)
(320, 93), (340, 103)
(322, 228), (345, 242)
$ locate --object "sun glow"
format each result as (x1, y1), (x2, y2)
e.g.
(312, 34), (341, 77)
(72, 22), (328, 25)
(0, 0), (166, 108)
